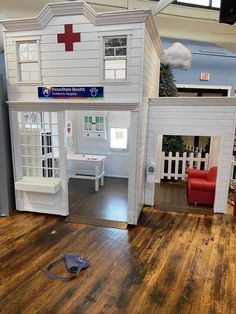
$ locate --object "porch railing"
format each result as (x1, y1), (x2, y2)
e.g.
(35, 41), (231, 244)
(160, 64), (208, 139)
(161, 151), (209, 180)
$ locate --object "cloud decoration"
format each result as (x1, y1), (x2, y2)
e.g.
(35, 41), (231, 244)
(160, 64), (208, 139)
(161, 42), (192, 70)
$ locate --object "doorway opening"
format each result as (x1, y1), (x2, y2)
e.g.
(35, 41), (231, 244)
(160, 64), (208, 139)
(65, 110), (129, 228)
(155, 134), (219, 214)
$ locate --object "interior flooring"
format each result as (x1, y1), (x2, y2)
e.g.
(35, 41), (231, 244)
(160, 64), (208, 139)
(1, 206), (235, 313)
(155, 182), (214, 215)
(67, 177), (128, 226)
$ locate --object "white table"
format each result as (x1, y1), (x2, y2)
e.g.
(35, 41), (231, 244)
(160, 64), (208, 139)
(67, 153), (106, 191)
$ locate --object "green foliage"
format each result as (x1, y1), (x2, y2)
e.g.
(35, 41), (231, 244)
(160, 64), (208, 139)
(204, 137), (210, 154)
(159, 64), (177, 97)
(159, 64), (184, 155)
(162, 135), (185, 156)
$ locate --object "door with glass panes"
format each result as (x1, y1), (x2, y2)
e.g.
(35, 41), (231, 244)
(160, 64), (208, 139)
(11, 110), (68, 216)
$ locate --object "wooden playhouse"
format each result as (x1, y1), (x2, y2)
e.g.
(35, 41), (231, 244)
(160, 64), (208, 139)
(1, 1), (163, 225)
(1, 1), (236, 225)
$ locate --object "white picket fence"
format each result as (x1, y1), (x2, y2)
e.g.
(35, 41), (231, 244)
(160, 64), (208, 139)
(161, 151), (209, 180)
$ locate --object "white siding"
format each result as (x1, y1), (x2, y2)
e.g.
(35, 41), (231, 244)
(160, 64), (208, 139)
(5, 15), (143, 103)
(135, 98), (149, 220)
(145, 97), (236, 214)
(4, 6), (163, 225)
(143, 29), (160, 98)
(133, 27), (161, 222)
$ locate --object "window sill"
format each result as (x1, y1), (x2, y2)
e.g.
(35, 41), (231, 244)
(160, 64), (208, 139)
(99, 80), (131, 86)
(107, 151), (129, 156)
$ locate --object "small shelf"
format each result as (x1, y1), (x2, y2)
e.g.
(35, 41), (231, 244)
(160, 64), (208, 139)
(15, 177), (61, 194)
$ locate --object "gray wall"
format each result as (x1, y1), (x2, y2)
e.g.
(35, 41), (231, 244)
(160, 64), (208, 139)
(0, 53), (15, 216)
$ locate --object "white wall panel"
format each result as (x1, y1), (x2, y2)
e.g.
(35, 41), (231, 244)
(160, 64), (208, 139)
(40, 41), (99, 52)
(41, 67), (100, 77)
(142, 27), (161, 208)
(41, 59), (100, 69)
(134, 27), (161, 221)
(6, 13), (143, 104)
(47, 15), (92, 26)
(74, 111), (130, 178)
(3, 6), (161, 225)
(145, 98), (236, 215)
(41, 50), (100, 60)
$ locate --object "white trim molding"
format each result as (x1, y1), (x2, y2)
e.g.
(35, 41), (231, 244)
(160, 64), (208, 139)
(146, 14), (164, 57)
(149, 97), (236, 107)
(0, 1), (163, 59)
(7, 101), (139, 112)
(1, 1), (150, 31)
(176, 84), (232, 96)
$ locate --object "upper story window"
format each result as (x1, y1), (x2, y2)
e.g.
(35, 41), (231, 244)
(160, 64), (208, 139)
(104, 36), (127, 81)
(175, 0), (220, 9)
(17, 41), (40, 83)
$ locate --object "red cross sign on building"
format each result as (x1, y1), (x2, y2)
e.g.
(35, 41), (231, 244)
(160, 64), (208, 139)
(57, 24), (81, 51)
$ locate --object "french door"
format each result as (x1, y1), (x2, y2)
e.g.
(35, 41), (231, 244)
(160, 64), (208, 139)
(11, 110), (68, 216)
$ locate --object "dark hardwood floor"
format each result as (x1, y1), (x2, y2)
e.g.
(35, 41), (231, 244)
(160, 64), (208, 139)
(67, 177), (128, 226)
(0, 206), (235, 313)
(155, 182), (214, 215)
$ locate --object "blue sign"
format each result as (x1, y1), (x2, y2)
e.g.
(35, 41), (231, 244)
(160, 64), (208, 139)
(38, 86), (104, 99)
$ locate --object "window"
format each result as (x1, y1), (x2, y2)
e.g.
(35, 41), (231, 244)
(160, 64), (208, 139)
(110, 128), (128, 151)
(17, 41), (40, 82)
(17, 111), (59, 178)
(23, 112), (42, 128)
(175, 0), (220, 8)
(104, 36), (127, 80)
(212, 0), (221, 8)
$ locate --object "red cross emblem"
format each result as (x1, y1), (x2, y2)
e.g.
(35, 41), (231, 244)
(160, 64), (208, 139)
(57, 24), (81, 52)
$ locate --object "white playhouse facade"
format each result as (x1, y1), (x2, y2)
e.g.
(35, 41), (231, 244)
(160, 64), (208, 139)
(1, 1), (236, 225)
(2, 1), (163, 225)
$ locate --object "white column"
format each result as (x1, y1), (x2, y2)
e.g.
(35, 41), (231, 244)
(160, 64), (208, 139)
(209, 136), (220, 168)
(155, 134), (163, 183)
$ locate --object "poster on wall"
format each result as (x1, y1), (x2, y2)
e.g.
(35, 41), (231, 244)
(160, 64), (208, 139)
(38, 86), (104, 99)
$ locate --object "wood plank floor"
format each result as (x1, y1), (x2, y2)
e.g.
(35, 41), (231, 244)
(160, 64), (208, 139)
(68, 177), (128, 223)
(0, 207), (236, 313)
(155, 182), (214, 215)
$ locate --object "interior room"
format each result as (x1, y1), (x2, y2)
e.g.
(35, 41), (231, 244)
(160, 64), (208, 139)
(155, 135), (216, 214)
(65, 110), (129, 226)
(13, 109), (130, 227)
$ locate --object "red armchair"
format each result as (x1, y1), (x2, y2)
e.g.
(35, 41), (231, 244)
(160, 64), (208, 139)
(187, 166), (218, 206)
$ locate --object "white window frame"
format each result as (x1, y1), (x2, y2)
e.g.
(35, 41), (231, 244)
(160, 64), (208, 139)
(99, 32), (131, 84)
(109, 127), (128, 152)
(176, 0), (220, 9)
(176, 84), (232, 96)
(15, 38), (41, 85)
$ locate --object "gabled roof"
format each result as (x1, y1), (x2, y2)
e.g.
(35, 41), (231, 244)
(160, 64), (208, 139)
(1, 1), (151, 31)
(0, 1), (163, 57)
